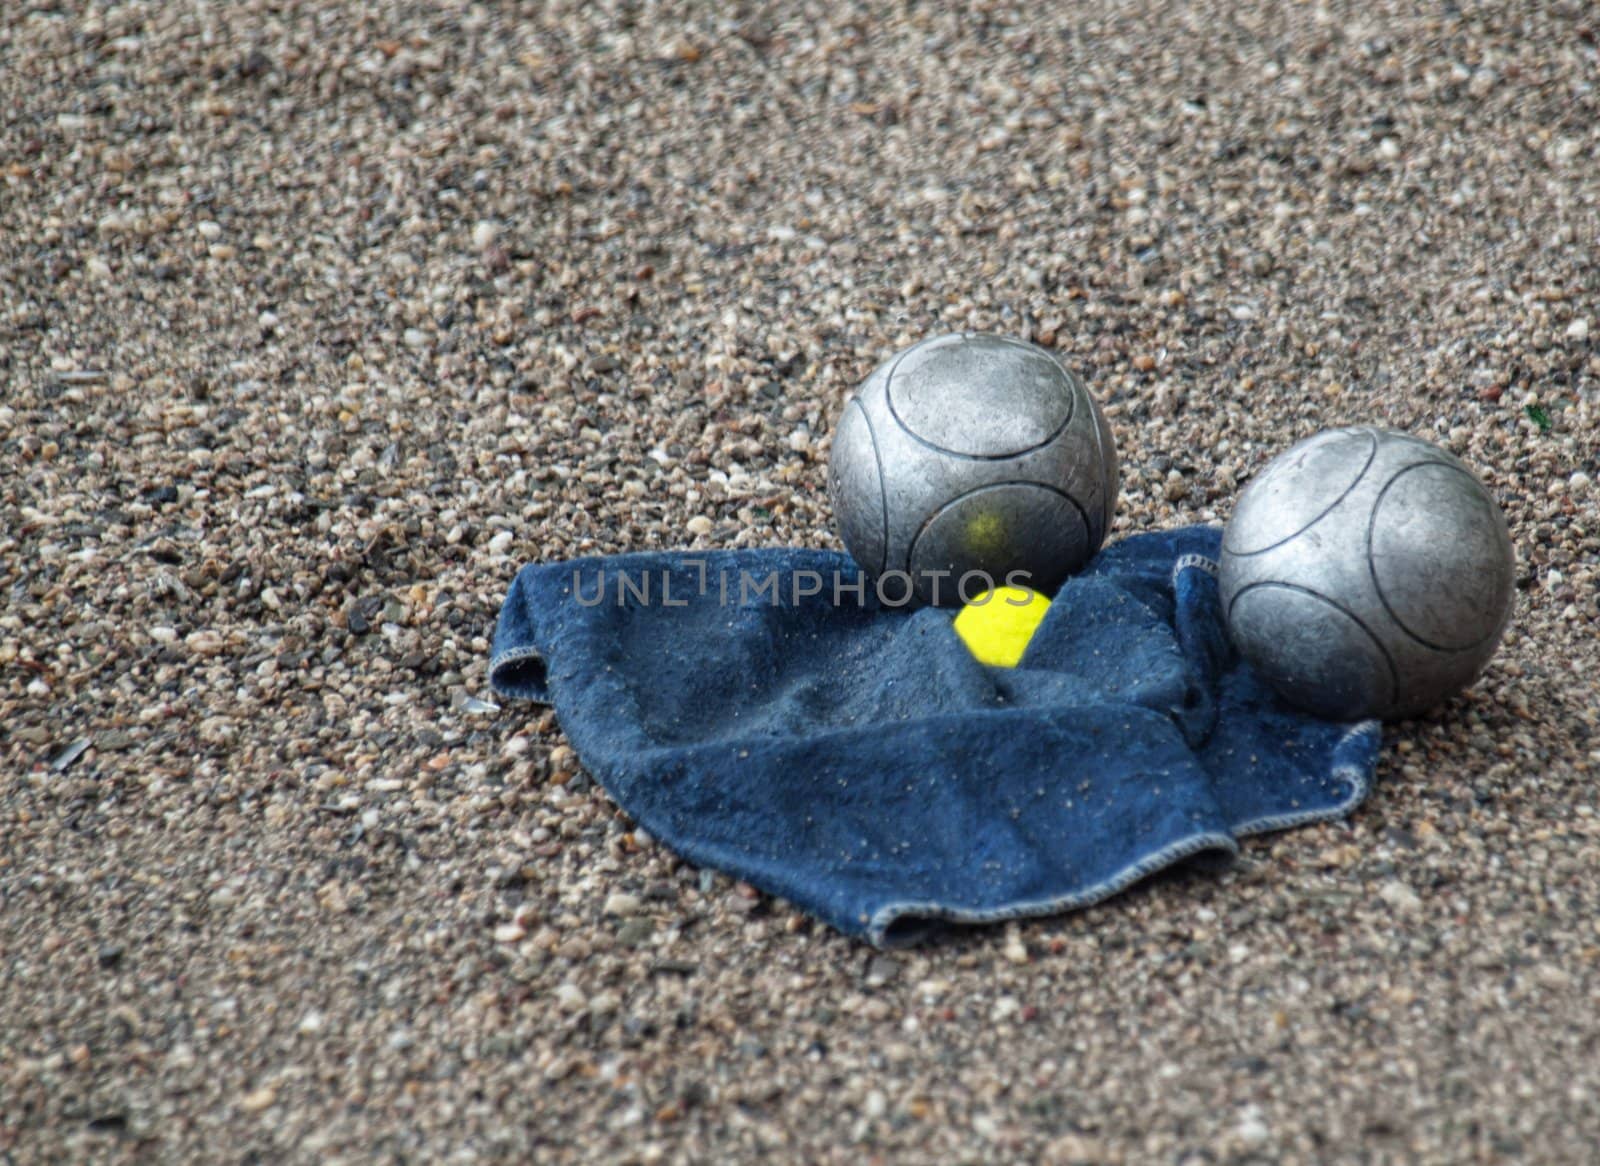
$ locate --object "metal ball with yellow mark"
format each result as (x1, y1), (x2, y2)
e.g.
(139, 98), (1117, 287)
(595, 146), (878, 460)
(828, 332), (1119, 606)
(952, 585), (1052, 668)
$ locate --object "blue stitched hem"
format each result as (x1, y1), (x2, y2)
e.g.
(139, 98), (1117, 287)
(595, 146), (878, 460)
(1173, 552), (1220, 578)
(868, 829), (1240, 948)
(488, 646), (550, 703)
(1231, 721), (1380, 836)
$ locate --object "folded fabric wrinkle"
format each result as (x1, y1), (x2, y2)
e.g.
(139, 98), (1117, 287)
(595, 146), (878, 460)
(490, 525), (1380, 947)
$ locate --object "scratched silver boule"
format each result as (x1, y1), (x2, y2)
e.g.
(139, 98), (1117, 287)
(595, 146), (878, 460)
(829, 332), (1118, 606)
(1220, 427), (1515, 721)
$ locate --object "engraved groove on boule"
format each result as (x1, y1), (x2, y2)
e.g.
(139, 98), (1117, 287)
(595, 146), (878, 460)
(829, 398), (889, 577)
(1227, 580), (1400, 717)
(1366, 461), (1512, 654)
(905, 480), (1091, 600)
(1222, 427), (1379, 557)
(885, 334), (1077, 460)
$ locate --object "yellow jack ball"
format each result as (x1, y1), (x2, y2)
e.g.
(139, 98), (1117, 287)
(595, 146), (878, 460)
(951, 585), (1051, 668)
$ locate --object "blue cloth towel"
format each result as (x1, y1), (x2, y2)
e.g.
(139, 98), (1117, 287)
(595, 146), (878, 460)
(489, 525), (1379, 946)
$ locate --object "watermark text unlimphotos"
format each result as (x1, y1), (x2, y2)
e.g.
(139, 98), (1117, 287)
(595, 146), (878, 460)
(571, 562), (1035, 609)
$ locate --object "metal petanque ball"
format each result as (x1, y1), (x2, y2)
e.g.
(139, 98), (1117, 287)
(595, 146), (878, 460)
(828, 332), (1118, 606)
(1219, 427), (1514, 722)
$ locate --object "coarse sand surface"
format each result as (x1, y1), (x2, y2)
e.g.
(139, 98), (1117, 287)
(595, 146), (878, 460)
(3, 2), (1599, 1162)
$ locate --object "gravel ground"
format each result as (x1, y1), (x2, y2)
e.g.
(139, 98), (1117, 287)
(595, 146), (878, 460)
(4, 1), (1599, 1162)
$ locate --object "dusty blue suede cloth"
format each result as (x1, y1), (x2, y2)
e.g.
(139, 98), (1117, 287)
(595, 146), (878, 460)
(489, 525), (1380, 946)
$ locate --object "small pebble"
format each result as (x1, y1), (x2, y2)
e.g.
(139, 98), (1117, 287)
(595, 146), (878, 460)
(1379, 880), (1424, 914)
(185, 630), (225, 656)
(603, 892), (644, 917)
(239, 1087), (276, 1114)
